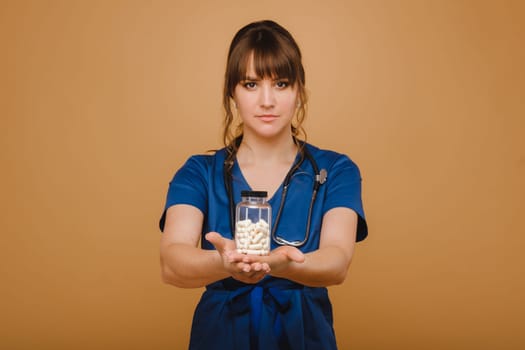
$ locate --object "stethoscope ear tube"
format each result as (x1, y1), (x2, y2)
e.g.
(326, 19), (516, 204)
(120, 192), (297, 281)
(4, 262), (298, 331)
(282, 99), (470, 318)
(224, 160), (235, 238)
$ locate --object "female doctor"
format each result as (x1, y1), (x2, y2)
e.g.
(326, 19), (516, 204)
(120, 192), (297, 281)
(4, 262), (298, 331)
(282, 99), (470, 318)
(159, 20), (368, 349)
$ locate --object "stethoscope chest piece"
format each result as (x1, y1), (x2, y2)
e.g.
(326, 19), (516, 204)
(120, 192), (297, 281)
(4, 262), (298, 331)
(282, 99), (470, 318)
(317, 169), (328, 185)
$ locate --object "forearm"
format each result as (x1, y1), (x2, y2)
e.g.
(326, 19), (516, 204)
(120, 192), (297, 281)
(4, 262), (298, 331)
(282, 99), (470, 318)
(270, 245), (352, 287)
(160, 243), (229, 288)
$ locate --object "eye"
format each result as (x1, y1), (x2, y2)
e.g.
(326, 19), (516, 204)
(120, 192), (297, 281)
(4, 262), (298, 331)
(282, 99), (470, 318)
(275, 80), (289, 89)
(243, 81), (257, 89)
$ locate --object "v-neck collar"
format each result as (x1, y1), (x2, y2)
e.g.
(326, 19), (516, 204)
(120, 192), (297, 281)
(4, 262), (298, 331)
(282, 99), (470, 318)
(232, 151), (302, 204)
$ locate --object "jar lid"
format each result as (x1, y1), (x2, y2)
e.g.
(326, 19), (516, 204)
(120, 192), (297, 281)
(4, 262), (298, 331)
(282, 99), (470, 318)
(241, 190), (268, 198)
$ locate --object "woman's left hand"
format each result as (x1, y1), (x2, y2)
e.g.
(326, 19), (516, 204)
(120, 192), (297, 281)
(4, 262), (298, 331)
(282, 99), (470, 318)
(242, 246), (305, 275)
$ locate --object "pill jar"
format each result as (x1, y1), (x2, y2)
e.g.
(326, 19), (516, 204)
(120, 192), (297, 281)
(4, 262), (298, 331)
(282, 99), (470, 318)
(235, 190), (271, 255)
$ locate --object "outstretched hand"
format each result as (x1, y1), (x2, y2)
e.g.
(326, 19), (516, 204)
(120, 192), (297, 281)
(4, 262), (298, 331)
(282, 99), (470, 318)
(241, 245), (305, 276)
(205, 232), (270, 284)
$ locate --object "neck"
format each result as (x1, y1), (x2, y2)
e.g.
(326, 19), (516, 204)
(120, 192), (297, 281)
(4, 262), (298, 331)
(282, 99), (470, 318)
(237, 132), (297, 166)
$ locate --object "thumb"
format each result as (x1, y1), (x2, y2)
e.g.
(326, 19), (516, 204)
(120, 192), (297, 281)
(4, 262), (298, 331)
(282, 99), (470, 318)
(285, 247), (305, 263)
(205, 232), (226, 252)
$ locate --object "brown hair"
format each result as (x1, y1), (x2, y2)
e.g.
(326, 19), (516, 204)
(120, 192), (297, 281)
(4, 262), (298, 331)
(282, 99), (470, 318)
(222, 20), (308, 165)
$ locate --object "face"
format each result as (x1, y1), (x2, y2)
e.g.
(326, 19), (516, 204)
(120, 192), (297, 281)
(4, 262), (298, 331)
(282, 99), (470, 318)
(233, 55), (299, 140)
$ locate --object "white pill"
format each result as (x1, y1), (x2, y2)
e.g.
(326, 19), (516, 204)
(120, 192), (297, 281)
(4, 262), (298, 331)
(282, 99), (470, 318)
(235, 219), (270, 255)
(252, 232), (263, 243)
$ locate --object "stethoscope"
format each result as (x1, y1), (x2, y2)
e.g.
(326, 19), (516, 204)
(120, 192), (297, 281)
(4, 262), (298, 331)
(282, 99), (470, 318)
(224, 138), (328, 247)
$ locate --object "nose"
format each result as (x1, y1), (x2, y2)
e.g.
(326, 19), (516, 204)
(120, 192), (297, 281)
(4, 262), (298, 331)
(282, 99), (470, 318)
(259, 82), (276, 108)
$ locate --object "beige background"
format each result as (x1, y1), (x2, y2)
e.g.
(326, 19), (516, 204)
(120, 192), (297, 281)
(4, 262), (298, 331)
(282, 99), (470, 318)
(1, 0), (524, 349)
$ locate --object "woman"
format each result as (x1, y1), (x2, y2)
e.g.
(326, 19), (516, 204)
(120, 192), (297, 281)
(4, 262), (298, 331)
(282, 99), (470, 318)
(159, 20), (368, 349)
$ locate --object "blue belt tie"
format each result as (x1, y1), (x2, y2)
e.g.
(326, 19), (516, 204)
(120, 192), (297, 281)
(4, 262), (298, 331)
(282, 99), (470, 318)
(224, 280), (303, 349)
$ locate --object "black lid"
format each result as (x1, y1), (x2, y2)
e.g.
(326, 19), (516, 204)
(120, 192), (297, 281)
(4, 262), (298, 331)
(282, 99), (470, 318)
(241, 190), (268, 198)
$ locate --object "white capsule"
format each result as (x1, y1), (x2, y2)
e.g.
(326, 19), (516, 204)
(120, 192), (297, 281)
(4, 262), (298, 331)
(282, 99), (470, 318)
(258, 219), (269, 227)
(239, 219), (251, 227)
(252, 232), (262, 243)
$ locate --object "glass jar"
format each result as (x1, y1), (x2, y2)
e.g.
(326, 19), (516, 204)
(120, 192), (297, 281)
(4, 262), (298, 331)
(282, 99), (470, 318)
(235, 190), (271, 255)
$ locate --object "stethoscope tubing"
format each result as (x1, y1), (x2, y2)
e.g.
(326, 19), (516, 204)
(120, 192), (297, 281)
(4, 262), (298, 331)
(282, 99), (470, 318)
(224, 140), (325, 247)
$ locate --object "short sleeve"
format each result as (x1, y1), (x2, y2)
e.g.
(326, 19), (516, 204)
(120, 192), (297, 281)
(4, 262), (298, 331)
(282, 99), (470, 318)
(323, 155), (368, 242)
(159, 156), (209, 232)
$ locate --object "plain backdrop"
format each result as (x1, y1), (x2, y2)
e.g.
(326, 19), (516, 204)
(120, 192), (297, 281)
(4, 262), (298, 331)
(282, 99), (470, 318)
(1, 0), (524, 349)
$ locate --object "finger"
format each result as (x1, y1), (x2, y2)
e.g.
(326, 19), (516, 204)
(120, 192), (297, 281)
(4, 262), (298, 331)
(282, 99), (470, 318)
(236, 262), (251, 273)
(242, 253), (269, 264)
(261, 262), (271, 273)
(205, 232), (225, 252)
(228, 251), (247, 263)
(286, 247), (305, 263)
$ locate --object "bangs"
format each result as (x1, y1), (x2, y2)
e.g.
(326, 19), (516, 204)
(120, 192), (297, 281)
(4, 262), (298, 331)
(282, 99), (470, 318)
(226, 28), (304, 95)
(245, 45), (298, 83)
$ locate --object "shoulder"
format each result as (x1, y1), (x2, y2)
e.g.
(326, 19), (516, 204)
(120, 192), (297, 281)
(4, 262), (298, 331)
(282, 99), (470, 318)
(177, 148), (227, 172)
(305, 143), (361, 177)
(169, 148), (228, 184)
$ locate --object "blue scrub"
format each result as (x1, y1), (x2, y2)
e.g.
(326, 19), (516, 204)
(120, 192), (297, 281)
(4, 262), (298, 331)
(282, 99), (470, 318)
(160, 143), (367, 349)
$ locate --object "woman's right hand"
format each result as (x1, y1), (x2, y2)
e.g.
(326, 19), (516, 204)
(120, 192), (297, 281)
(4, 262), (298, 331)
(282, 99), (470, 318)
(205, 232), (270, 284)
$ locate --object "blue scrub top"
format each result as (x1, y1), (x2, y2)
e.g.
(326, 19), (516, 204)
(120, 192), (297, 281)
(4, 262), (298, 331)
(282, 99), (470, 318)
(160, 143), (367, 349)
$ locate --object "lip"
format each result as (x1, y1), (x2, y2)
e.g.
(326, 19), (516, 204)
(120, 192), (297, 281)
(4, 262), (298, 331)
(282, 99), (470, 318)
(257, 114), (279, 122)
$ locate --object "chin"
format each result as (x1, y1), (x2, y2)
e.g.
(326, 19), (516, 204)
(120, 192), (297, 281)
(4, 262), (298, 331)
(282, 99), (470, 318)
(256, 128), (291, 140)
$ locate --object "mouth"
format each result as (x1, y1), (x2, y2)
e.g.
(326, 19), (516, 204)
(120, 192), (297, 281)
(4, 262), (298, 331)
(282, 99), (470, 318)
(257, 114), (279, 122)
